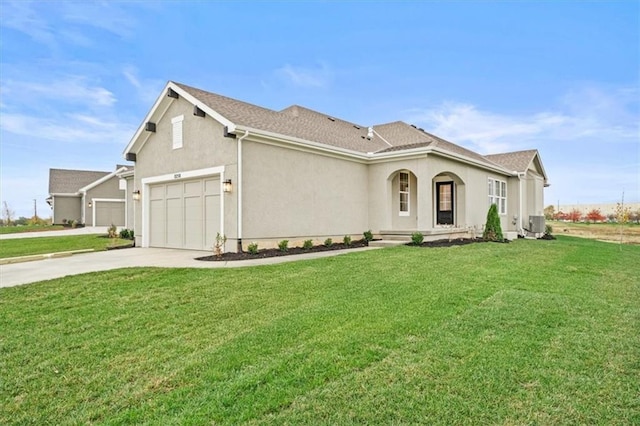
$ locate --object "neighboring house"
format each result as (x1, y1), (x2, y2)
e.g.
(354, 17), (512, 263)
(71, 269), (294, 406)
(122, 81), (549, 252)
(47, 165), (133, 226)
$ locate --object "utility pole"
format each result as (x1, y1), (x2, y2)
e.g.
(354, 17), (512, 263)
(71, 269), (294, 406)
(33, 199), (38, 220)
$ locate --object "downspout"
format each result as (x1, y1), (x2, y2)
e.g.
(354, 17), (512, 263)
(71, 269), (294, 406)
(236, 130), (250, 252)
(517, 172), (525, 235)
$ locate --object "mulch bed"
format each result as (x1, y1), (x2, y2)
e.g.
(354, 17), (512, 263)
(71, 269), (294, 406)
(409, 237), (510, 247)
(196, 240), (369, 261)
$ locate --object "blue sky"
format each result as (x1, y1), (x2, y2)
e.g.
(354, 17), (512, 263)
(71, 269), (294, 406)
(1, 1), (638, 218)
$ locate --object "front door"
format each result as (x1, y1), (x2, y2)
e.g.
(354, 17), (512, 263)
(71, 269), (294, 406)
(436, 182), (454, 225)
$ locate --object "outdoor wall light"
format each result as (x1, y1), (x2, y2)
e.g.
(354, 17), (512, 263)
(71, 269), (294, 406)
(133, 190), (141, 201)
(88, 201), (92, 208)
(223, 179), (232, 193)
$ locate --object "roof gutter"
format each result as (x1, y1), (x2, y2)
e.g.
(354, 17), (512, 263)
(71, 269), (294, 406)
(236, 130), (250, 252)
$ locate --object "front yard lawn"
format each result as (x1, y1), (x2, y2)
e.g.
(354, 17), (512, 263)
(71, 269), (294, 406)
(0, 224), (64, 234)
(0, 234), (132, 259)
(1, 236), (638, 424)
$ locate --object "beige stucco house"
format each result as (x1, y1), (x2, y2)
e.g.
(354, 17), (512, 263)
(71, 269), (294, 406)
(47, 166), (132, 226)
(122, 81), (549, 252)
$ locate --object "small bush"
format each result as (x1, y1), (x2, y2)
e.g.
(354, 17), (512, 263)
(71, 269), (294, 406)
(363, 230), (374, 243)
(70, 219), (77, 229)
(483, 204), (504, 241)
(119, 229), (130, 239)
(545, 224), (553, 235)
(278, 240), (289, 252)
(214, 232), (227, 257)
(411, 232), (424, 245)
(302, 239), (313, 250)
(62, 218), (68, 225)
(343, 235), (352, 246)
(107, 224), (118, 239)
(324, 238), (333, 247)
(247, 242), (259, 255)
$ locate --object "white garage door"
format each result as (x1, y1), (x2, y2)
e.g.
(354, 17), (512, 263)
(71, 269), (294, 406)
(95, 201), (125, 226)
(149, 177), (220, 250)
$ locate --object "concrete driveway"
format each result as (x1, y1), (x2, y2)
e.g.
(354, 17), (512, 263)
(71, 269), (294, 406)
(0, 226), (110, 240)
(0, 246), (376, 288)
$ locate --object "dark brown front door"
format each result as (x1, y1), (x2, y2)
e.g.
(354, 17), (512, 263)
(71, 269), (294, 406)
(436, 182), (454, 225)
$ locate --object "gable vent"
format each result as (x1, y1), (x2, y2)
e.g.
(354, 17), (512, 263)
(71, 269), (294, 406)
(145, 122), (156, 132)
(327, 117), (335, 122)
(353, 125), (361, 129)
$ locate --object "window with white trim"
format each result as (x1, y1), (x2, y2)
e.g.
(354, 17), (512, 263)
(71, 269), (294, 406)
(399, 172), (409, 216)
(488, 178), (507, 214)
(171, 115), (184, 149)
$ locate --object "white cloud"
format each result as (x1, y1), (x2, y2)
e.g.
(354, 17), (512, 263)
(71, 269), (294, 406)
(1, 112), (135, 145)
(2, 76), (116, 108)
(405, 84), (638, 155)
(122, 65), (164, 104)
(0, 1), (56, 47)
(61, 2), (137, 38)
(276, 63), (333, 88)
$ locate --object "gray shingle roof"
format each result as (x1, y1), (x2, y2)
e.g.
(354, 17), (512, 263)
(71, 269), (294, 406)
(48, 169), (110, 194)
(172, 82), (528, 172)
(484, 150), (538, 172)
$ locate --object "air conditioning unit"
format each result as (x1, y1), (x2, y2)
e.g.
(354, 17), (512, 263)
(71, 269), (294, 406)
(529, 215), (545, 233)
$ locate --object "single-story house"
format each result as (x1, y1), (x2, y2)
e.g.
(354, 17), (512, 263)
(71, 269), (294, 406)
(47, 165), (133, 226)
(122, 81), (549, 252)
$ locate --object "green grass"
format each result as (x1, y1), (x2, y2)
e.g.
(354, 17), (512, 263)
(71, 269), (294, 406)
(0, 224), (63, 234)
(1, 236), (638, 424)
(0, 235), (132, 258)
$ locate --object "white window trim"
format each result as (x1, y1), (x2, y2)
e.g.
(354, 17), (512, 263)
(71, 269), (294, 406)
(172, 114), (184, 149)
(488, 178), (507, 215)
(399, 171), (410, 216)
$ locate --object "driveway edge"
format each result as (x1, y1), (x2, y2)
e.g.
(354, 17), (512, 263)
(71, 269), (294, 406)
(0, 249), (96, 265)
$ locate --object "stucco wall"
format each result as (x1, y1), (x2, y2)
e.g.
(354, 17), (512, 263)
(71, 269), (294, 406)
(52, 196), (81, 224)
(132, 96), (238, 246)
(84, 176), (125, 226)
(241, 140), (369, 245)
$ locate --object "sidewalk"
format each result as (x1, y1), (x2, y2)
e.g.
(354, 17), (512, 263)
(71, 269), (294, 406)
(0, 227), (110, 240)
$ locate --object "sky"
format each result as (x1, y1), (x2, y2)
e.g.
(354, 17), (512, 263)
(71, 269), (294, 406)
(1, 0), (638, 218)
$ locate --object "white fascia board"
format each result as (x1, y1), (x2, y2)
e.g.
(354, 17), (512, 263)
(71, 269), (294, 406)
(123, 81), (236, 157)
(428, 147), (516, 176)
(117, 170), (135, 178)
(50, 193), (81, 197)
(234, 125), (370, 162)
(79, 167), (128, 193)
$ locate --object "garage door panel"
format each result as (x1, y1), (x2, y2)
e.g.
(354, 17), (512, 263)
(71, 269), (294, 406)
(150, 199), (165, 247)
(149, 177), (220, 250)
(166, 198), (182, 247)
(95, 201), (125, 227)
(204, 194), (220, 249)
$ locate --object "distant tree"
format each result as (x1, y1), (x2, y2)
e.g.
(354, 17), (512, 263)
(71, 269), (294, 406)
(555, 211), (568, 221)
(483, 204), (504, 241)
(607, 213), (616, 223)
(544, 205), (555, 220)
(630, 209), (640, 224)
(567, 209), (582, 223)
(585, 208), (605, 223)
(2, 201), (15, 226)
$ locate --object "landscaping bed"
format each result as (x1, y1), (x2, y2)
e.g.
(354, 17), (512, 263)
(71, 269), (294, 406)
(197, 239), (369, 261)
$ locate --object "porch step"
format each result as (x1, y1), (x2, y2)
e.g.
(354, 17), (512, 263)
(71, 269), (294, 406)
(368, 240), (408, 248)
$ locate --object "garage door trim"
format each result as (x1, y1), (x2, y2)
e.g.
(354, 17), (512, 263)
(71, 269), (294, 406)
(141, 166), (226, 248)
(91, 198), (125, 227)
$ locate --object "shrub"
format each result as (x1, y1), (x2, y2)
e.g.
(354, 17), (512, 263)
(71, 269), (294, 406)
(119, 229), (130, 239)
(302, 239), (313, 250)
(70, 219), (77, 229)
(411, 232), (424, 245)
(278, 240), (289, 252)
(214, 232), (227, 257)
(363, 230), (373, 243)
(324, 238), (333, 247)
(62, 218), (68, 225)
(483, 204), (504, 241)
(545, 224), (553, 235)
(247, 242), (259, 255)
(107, 224), (118, 239)
(343, 235), (352, 246)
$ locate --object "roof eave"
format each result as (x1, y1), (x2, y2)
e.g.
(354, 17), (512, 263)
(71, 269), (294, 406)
(78, 167), (128, 193)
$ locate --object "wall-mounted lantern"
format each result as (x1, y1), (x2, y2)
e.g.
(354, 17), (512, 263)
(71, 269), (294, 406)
(223, 179), (232, 193)
(88, 201), (92, 208)
(133, 190), (141, 201)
